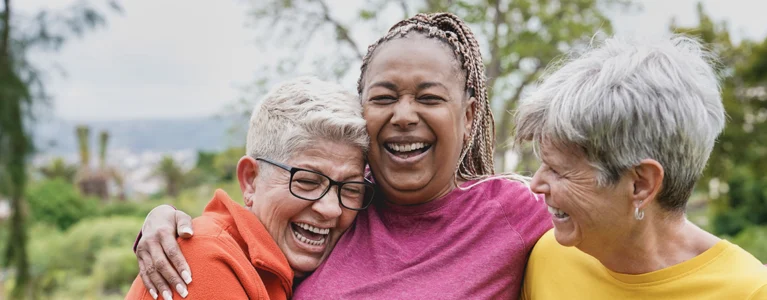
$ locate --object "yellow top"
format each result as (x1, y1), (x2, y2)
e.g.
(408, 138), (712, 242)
(522, 230), (767, 300)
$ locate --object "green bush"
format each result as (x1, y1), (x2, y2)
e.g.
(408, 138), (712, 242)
(92, 247), (139, 295)
(98, 200), (161, 219)
(730, 226), (767, 263)
(26, 179), (100, 230)
(711, 169), (767, 236)
(25, 216), (143, 298)
(52, 216), (143, 274)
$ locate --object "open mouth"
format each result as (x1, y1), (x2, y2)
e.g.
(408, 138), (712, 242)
(547, 205), (570, 219)
(384, 142), (432, 159)
(291, 222), (330, 246)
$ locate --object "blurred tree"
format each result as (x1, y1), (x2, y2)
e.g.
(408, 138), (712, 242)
(154, 155), (184, 198)
(26, 179), (99, 231)
(39, 157), (77, 183)
(213, 146), (245, 182)
(244, 0), (635, 172)
(0, 0), (119, 297)
(671, 3), (767, 235)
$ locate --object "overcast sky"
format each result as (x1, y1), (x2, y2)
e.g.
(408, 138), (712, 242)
(16, 0), (767, 122)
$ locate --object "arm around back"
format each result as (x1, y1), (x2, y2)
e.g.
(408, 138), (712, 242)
(127, 234), (253, 300)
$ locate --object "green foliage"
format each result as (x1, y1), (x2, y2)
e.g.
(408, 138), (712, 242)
(26, 179), (100, 230)
(711, 169), (767, 236)
(39, 157), (78, 183)
(98, 200), (161, 219)
(730, 226), (767, 263)
(213, 146), (245, 181)
(91, 247), (139, 294)
(671, 4), (767, 236)
(154, 155), (185, 197)
(26, 216), (143, 297)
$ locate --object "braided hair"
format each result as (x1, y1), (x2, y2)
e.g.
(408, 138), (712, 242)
(357, 12), (495, 180)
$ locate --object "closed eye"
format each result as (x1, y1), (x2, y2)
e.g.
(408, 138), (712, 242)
(418, 94), (445, 104)
(369, 95), (397, 103)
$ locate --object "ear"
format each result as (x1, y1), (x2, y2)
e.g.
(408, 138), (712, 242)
(631, 159), (664, 209)
(236, 156), (260, 207)
(463, 96), (477, 142)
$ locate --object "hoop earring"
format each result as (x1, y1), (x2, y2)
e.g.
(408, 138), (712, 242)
(634, 207), (645, 220)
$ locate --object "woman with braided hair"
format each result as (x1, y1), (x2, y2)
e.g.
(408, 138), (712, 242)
(132, 13), (551, 299)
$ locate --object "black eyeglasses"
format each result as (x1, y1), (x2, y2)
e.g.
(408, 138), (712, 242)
(256, 158), (375, 211)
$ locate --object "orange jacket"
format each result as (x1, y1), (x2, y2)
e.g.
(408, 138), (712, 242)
(126, 189), (294, 299)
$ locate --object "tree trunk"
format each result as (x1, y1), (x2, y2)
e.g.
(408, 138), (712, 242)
(1, 0), (31, 298)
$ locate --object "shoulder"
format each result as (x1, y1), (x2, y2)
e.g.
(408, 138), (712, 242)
(529, 230), (562, 259)
(467, 177), (551, 243)
(177, 215), (246, 265)
(717, 241), (767, 283)
(176, 230), (259, 299)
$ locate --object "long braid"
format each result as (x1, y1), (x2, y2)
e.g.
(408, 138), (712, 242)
(357, 12), (496, 180)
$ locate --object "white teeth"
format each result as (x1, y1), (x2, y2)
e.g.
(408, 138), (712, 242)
(547, 205), (569, 218)
(292, 230), (326, 246)
(294, 222), (330, 235)
(387, 142), (429, 152)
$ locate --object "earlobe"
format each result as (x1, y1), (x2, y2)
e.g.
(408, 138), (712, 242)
(236, 156), (260, 207)
(632, 159), (664, 209)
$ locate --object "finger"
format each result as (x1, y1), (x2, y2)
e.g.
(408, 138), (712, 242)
(175, 210), (194, 239)
(146, 265), (173, 300)
(161, 228), (192, 285)
(149, 241), (188, 298)
(138, 251), (160, 300)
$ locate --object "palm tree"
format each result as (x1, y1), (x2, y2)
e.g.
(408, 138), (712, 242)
(154, 155), (184, 198)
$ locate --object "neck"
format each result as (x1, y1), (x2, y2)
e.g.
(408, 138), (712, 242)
(381, 176), (466, 206)
(586, 214), (720, 274)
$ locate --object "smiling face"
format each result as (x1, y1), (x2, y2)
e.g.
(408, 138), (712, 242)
(530, 141), (635, 252)
(239, 139), (363, 277)
(361, 34), (475, 205)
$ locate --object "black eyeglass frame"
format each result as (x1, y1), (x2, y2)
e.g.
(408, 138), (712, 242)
(255, 157), (375, 211)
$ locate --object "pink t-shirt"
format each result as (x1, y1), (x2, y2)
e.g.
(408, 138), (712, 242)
(293, 178), (552, 299)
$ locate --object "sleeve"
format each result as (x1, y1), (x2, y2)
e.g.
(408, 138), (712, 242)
(749, 284), (767, 300)
(500, 181), (552, 251)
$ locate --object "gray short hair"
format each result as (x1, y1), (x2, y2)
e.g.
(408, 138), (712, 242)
(514, 35), (725, 212)
(246, 77), (368, 168)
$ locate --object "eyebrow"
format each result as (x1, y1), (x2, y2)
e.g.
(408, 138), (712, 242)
(417, 81), (448, 91)
(368, 81), (449, 92)
(369, 81), (398, 91)
(296, 163), (363, 182)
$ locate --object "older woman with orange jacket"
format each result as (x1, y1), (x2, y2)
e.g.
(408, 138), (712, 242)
(125, 76), (372, 300)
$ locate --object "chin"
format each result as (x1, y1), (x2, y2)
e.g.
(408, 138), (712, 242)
(288, 255), (321, 277)
(552, 227), (581, 248)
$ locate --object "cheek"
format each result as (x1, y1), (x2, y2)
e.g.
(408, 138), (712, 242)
(338, 211), (357, 231)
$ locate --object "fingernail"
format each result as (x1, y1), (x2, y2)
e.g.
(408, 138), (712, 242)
(181, 270), (192, 284)
(176, 283), (188, 298)
(149, 289), (158, 299)
(180, 227), (193, 235)
(162, 290), (172, 300)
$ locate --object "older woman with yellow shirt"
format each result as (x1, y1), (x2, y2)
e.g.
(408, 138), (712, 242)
(516, 35), (767, 300)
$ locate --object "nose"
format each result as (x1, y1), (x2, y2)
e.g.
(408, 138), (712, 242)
(311, 187), (343, 220)
(530, 165), (550, 195)
(390, 97), (418, 130)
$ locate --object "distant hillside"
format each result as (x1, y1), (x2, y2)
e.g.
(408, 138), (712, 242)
(34, 115), (248, 155)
